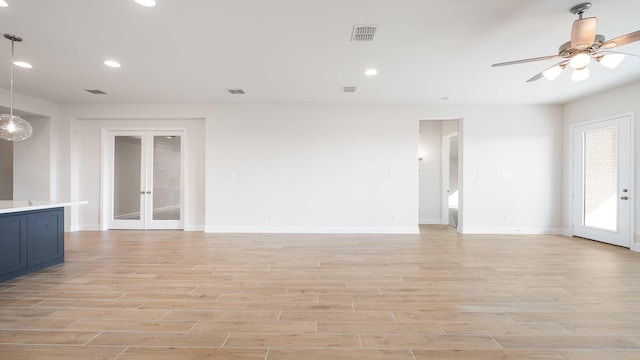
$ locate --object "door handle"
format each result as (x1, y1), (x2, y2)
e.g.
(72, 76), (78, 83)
(140, 191), (145, 195)
(146, 191), (151, 194)
(621, 196), (629, 200)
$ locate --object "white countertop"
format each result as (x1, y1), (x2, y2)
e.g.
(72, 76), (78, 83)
(0, 200), (87, 215)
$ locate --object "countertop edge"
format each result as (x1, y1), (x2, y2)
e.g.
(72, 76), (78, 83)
(0, 201), (88, 215)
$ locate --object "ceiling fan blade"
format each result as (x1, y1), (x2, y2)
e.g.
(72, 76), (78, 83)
(601, 30), (640, 49)
(595, 50), (640, 58)
(571, 17), (597, 50)
(526, 60), (569, 83)
(526, 72), (546, 83)
(492, 55), (560, 67)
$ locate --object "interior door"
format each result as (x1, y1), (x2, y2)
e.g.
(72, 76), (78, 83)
(448, 135), (459, 228)
(111, 134), (145, 229)
(109, 131), (183, 230)
(572, 115), (631, 247)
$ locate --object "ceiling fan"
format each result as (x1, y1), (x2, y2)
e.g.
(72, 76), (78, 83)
(492, 2), (640, 82)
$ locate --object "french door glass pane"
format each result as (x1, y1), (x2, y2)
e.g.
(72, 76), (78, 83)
(152, 136), (181, 221)
(583, 127), (617, 231)
(114, 136), (142, 220)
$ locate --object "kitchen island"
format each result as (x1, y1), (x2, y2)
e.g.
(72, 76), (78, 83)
(0, 201), (86, 282)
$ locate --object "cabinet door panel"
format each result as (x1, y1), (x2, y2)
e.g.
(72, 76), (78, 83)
(28, 209), (64, 266)
(0, 215), (28, 274)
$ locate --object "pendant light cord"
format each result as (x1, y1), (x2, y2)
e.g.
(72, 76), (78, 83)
(9, 37), (13, 116)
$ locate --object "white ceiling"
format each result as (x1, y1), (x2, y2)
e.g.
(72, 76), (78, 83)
(0, 0), (639, 105)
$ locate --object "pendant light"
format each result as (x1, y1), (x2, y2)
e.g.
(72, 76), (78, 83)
(0, 34), (32, 141)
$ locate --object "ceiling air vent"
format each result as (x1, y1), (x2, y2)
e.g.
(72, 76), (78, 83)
(342, 86), (357, 93)
(227, 89), (246, 95)
(351, 25), (378, 41)
(85, 89), (107, 95)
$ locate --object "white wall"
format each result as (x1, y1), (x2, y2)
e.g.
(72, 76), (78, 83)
(461, 105), (563, 234)
(46, 102), (563, 235)
(206, 104), (419, 233)
(0, 89), (58, 203)
(562, 80), (640, 245)
(13, 116), (51, 200)
(442, 120), (458, 136)
(70, 117), (205, 231)
(0, 140), (12, 199)
(418, 121), (442, 224)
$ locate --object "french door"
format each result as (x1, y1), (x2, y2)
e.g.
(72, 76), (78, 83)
(572, 115), (632, 247)
(109, 131), (183, 230)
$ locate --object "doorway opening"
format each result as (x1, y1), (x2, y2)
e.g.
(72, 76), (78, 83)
(418, 119), (460, 230)
(443, 133), (459, 228)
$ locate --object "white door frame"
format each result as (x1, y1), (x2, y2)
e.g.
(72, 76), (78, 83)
(441, 131), (459, 226)
(569, 113), (634, 249)
(100, 128), (187, 231)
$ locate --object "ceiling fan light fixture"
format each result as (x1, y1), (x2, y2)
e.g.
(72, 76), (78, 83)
(569, 53), (591, 69)
(598, 53), (626, 69)
(571, 66), (590, 81)
(542, 65), (564, 81)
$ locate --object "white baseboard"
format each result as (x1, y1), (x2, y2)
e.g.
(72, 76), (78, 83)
(419, 219), (443, 225)
(66, 225), (99, 232)
(184, 225), (205, 232)
(459, 227), (566, 235)
(204, 226), (419, 234)
(632, 234), (640, 252)
(75, 225), (101, 231)
(67, 224), (204, 232)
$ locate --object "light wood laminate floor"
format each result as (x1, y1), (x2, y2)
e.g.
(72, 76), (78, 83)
(1, 226), (640, 359)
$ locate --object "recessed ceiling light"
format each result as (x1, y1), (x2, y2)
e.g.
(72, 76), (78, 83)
(0, 1), (8, 8)
(134, 0), (156, 7)
(13, 61), (32, 69)
(104, 60), (121, 68)
(364, 68), (378, 76)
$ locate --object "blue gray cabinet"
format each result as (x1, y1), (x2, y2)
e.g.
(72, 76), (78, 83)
(0, 207), (64, 282)
(0, 214), (28, 276)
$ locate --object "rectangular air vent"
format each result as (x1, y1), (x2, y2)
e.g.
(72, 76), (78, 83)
(342, 86), (357, 93)
(85, 89), (107, 95)
(227, 89), (246, 95)
(351, 25), (378, 41)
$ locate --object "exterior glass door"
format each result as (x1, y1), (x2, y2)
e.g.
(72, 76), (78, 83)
(110, 131), (183, 230)
(572, 115), (631, 247)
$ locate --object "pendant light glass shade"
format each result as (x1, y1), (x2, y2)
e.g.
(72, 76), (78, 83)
(0, 34), (32, 142)
(0, 114), (32, 141)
